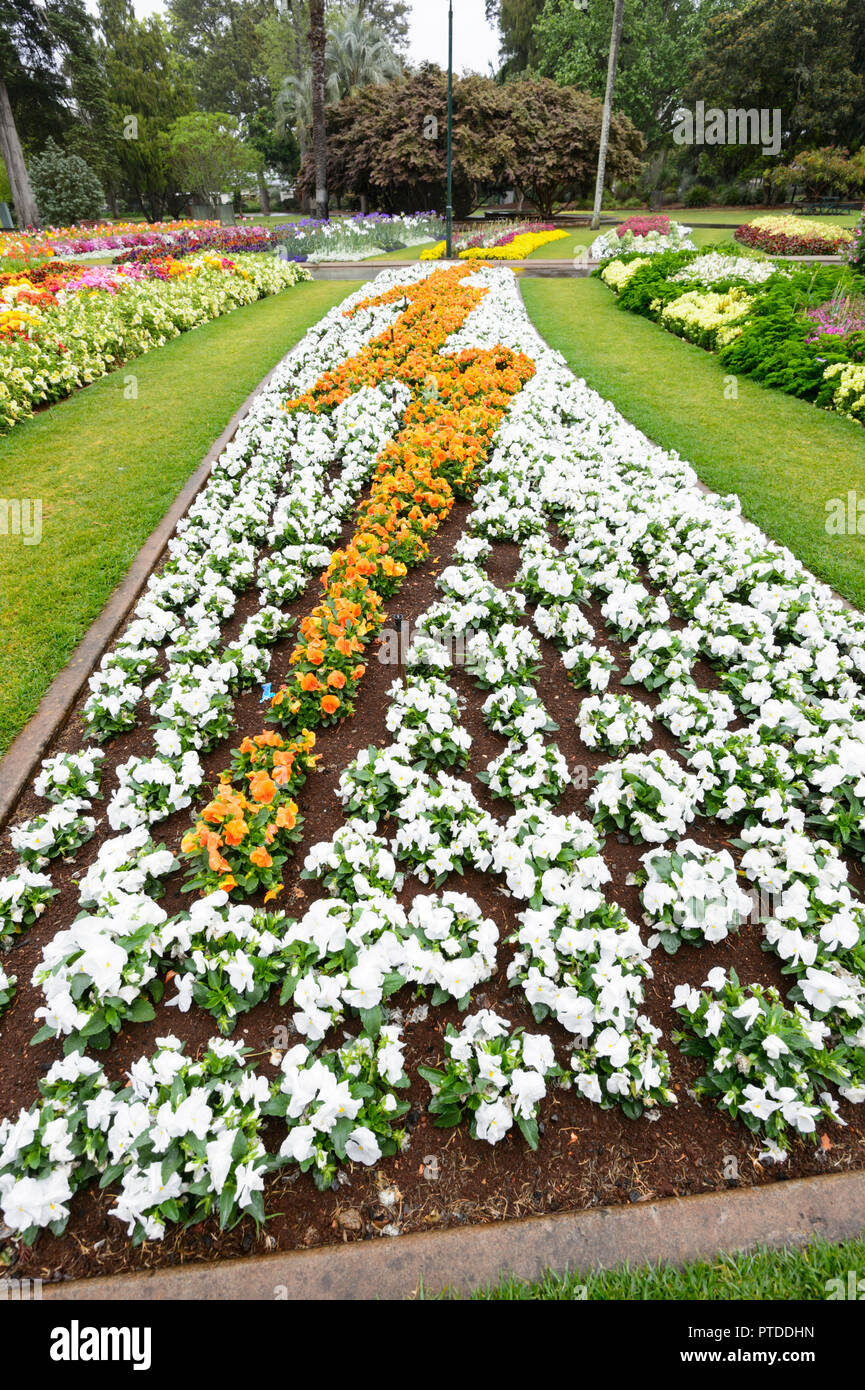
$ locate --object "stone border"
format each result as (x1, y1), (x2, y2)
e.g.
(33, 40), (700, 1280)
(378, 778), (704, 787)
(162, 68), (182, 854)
(0, 360), (289, 832)
(41, 1171), (865, 1301)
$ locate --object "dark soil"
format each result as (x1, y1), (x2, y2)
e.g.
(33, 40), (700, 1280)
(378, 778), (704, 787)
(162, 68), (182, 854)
(2, 493), (864, 1287)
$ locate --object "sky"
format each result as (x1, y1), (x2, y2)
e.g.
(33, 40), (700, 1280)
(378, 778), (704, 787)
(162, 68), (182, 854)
(119, 0), (503, 75)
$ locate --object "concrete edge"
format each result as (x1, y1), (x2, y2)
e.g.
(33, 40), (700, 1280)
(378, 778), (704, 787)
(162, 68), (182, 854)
(0, 358), (289, 832)
(41, 1170), (865, 1301)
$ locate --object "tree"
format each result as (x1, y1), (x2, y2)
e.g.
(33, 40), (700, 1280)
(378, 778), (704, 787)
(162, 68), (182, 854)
(166, 112), (260, 205)
(327, 5), (403, 98)
(590, 0), (625, 230)
(353, 0), (411, 49)
(166, 0), (271, 116)
(28, 136), (104, 222)
(98, 0), (195, 219)
(771, 146), (865, 199)
(687, 0), (865, 168)
(506, 76), (641, 217)
(532, 0), (728, 150)
(0, 0), (104, 225)
(487, 0), (547, 76)
(0, 80), (39, 224)
(297, 67), (641, 218)
(309, 0), (328, 218)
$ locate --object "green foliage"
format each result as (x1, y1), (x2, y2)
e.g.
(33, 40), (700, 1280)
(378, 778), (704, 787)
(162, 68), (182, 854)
(718, 267), (863, 401)
(683, 182), (712, 207)
(300, 67), (641, 218)
(612, 248), (700, 315)
(166, 110), (259, 200)
(531, 0), (725, 149)
(27, 137), (104, 223)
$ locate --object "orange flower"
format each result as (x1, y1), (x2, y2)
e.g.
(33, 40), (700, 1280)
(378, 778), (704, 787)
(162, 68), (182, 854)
(275, 800), (299, 830)
(300, 672), (323, 692)
(223, 816), (248, 846)
(326, 669), (346, 689)
(248, 771), (277, 805)
(218, 874), (238, 892)
(320, 694), (340, 715)
(249, 846), (273, 869)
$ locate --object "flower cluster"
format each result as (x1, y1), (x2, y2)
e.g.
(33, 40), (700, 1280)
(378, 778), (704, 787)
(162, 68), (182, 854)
(590, 750), (702, 843)
(420, 1011), (562, 1148)
(639, 839), (753, 952)
(673, 969), (854, 1153)
(271, 1029), (410, 1190)
(577, 692), (654, 753)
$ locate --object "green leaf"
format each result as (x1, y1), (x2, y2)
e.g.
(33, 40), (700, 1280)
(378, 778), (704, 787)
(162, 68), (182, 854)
(516, 1114), (539, 1150)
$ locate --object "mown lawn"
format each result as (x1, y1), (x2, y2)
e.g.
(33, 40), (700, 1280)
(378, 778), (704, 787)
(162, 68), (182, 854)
(521, 276), (865, 609)
(0, 279), (358, 755)
(457, 1236), (865, 1300)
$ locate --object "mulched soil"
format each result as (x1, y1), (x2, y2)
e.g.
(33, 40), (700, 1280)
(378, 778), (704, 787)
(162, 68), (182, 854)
(2, 480), (864, 1287)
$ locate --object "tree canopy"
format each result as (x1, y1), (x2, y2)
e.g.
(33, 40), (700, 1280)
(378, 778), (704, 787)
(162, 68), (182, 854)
(298, 66), (641, 217)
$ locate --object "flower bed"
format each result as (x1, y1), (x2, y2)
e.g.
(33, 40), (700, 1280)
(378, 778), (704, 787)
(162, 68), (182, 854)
(589, 219), (695, 261)
(2, 262), (865, 1278)
(599, 245), (865, 423)
(113, 213), (444, 267)
(735, 214), (854, 257)
(421, 223), (567, 261)
(0, 253), (311, 431)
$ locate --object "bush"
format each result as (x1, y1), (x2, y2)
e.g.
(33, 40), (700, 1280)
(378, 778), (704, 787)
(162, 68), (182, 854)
(683, 184), (712, 208)
(718, 267), (858, 401)
(28, 140), (104, 226)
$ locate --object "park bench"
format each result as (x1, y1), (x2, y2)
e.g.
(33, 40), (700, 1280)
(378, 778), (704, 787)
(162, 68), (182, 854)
(792, 196), (862, 216)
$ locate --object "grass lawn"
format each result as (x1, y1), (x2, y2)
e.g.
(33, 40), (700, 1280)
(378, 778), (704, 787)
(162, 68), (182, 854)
(453, 1236), (865, 1300)
(0, 278), (358, 757)
(365, 242), (438, 263)
(521, 277), (865, 609)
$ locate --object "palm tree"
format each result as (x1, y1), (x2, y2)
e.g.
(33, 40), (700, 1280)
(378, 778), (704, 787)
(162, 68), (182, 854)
(309, 0), (327, 219)
(327, 6), (402, 99)
(276, 3), (403, 213)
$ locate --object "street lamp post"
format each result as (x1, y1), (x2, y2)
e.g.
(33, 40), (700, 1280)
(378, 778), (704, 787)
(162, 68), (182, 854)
(446, 0), (454, 259)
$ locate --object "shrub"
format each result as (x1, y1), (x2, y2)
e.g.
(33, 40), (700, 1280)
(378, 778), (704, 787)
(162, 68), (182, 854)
(28, 140), (104, 226)
(683, 184), (712, 208)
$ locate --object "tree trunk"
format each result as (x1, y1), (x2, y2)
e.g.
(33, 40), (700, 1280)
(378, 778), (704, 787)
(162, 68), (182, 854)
(0, 79), (40, 227)
(258, 172), (271, 216)
(309, 0), (328, 220)
(590, 0), (625, 232)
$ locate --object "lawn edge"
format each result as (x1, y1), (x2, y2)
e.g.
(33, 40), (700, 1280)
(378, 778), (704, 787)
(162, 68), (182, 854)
(40, 1169), (865, 1301)
(0, 358), (288, 831)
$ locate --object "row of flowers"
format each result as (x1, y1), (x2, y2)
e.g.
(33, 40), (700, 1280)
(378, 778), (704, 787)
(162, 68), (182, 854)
(599, 243), (865, 423)
(0, 218), (213, 261)
(0, 252), (311, 431)
(179, 265), (534, 902)
(421, 223), (568, 262)
(116, 213), (445, 267)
